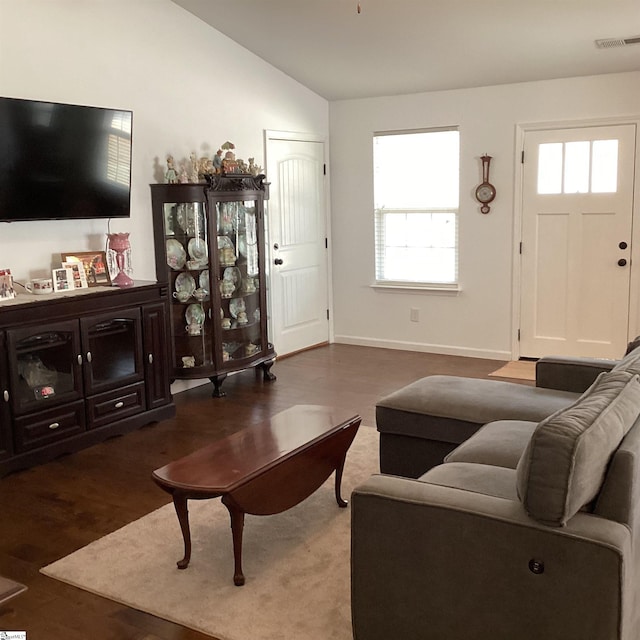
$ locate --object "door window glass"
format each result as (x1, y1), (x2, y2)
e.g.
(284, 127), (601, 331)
(537, 139), (619, 195)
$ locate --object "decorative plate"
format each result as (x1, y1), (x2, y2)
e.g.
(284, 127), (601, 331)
(223, 266), (241, 284)
(218, 203), (235, 234)
(174, 203), (187, 233)
(188, 238), (208, 262)
(246, 244), (259, 276)
(166, 239), (187, 270)
(199, 269), (210, 294)
(236, 236), (245, 258)
(218, 236), (234, 250)
(229, 298), (246, 319)
(185, 303), (205, 325)
(175, 272), (196, 296)
(245, 212), (257, 243)
(185, 203), (205, 236)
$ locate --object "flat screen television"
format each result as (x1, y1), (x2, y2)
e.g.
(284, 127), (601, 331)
(0, 97), (133, 222)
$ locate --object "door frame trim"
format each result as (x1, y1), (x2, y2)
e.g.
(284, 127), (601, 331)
(512, 116), (640, 360)
(264, 130), (334, 347)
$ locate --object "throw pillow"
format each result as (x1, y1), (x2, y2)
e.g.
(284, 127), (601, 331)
(516, 369), (640, 526)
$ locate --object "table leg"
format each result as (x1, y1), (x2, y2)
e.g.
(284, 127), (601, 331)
(223, 496), (246, 586)
(173, 493), (192, 570)
(335, 453), (348, 508)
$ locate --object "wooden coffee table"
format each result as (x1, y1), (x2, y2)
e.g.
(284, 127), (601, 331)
(152, 404), (361, 585)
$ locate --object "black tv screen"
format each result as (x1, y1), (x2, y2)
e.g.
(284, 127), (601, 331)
(0, 97), (132, 222)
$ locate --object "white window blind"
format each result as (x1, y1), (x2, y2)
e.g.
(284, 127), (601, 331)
(374, 128), (459, 286)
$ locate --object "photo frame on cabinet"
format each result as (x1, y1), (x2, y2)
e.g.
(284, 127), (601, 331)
(53, 267), (74, 292)
(0, 268), (16, 301)
(62, 261), (89, 289)
(61, 251), (111, 287)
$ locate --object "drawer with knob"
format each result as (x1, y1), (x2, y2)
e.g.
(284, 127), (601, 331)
(86, 382), (146, 430)
(14, 400), (86, 453)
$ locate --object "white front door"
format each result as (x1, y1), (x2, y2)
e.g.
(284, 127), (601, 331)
(520, 124), (636, 359)
(265, 134), (329, 356)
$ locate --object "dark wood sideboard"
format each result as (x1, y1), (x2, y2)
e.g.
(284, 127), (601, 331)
(0, 281), (175, 477)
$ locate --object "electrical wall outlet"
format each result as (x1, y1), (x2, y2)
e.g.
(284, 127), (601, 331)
(410, 308), (419, 322)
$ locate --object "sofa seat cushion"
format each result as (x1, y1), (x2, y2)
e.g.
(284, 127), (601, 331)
(516, 370), (640, 527)
(420, 462), (518, 501)
(445, 420), (538, 469)
(376, 376), (577, 442)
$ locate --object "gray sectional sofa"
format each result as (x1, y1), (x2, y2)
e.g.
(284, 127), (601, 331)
(351, 346), (640, 640)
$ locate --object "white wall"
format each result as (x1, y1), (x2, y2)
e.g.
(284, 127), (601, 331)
(3, 2), (639, 364)
(0, 0), (329, 285)
(329, 72), (640, 359)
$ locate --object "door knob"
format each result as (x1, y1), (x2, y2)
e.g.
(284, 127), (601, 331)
(618, 258), (628, 267)
(274, 258), (284, 265)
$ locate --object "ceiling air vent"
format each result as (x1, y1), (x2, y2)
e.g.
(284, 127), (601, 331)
(595, 36), (640, 49)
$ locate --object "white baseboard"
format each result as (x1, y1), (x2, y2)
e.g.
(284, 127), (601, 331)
(333, 335), (511, 361)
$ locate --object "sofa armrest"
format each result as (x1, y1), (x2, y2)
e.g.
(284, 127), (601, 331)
(351, 474), (631, 640)
(535, 355), (618, 393)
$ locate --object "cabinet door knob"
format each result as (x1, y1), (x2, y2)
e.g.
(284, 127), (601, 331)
(77, 354), (83, 365)
(114, 401), (124, 409)
(49, 422), (60, 430)
(2, 390), (8, 403)
(618, 258), (628, 267)
(148, 353), (154, 364)
(86, 351), (92, 363)
(274, 258), (284, 265)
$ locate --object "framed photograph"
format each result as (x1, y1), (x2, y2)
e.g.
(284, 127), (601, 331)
(62, 261), (89, 289)
(0, 268), (16, 302)
(61, 251), (111, 287)
(53, 267), (74, 292)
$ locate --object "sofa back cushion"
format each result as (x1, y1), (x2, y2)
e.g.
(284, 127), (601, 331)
(613, 344), (640, 373)
(516, 369), (640, 526)
(593, 416), (640, 526)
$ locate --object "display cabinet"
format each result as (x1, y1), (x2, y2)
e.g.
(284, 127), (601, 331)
(0, 282), (174, 476)
(151, 176), (276, 397)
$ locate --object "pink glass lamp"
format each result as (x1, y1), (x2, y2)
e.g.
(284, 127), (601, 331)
(107, 232), (134, 287)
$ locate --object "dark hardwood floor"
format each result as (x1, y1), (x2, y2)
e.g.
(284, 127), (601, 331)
(0, 344), (513, 639)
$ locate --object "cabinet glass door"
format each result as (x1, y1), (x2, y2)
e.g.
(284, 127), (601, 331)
(81, 309), (143, 395)
(216, 199), (264, 364)
(7, 320), (82, 415)
(163, 200), (213, 370)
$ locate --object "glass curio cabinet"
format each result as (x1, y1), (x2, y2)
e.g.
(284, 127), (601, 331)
(150, 175), (276, 397)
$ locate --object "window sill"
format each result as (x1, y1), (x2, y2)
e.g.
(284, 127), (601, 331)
(371, 282), (461, 294)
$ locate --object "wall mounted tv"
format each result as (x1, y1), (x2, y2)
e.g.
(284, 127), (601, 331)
(0, 97), (133, 222)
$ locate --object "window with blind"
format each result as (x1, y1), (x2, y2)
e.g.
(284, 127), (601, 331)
(374, 128), (459, 287)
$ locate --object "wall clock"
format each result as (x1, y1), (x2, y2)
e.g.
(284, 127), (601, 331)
(475, 154), (496, 214)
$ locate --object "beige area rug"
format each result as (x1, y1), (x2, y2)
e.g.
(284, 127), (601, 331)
(41, 426), (380, 640)
(488, 360), (537, 381)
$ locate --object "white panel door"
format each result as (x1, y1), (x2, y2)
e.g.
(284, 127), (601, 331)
(520, 124), (636, 359)
(266, 136), (329, 356)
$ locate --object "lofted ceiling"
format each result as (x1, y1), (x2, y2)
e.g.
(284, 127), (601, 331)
(171, 0), (640, 101)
